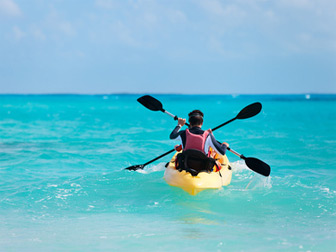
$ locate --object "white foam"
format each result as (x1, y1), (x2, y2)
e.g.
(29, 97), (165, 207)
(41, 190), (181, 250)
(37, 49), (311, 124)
(230, 160), (272, 190)
(230, 160), (248, 173)
(136, 162), (166, 174)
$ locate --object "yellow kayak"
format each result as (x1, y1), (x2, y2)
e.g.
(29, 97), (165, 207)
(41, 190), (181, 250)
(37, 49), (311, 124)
(164, 150), (232, 195)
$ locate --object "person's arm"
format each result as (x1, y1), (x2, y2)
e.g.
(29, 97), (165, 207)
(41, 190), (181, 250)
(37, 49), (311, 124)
(169, 118), (186, 140)
(205, 130), (228, 155)
(170, 125), (182, 139)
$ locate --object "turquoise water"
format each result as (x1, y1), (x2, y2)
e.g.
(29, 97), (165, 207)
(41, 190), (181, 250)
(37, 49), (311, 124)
(0, 94), (335, 251)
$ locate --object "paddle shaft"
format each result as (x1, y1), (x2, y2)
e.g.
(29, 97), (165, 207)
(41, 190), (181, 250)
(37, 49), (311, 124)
(227, 147), (246, 159)
(133, 117), (236, 168)
(212, 117), (236, 131)
(162, 109), (190, 127)
(143, 149), (175, 166)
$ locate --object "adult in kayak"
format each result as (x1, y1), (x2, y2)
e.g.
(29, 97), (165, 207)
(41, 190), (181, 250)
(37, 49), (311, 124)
(169, 110), (229, 174)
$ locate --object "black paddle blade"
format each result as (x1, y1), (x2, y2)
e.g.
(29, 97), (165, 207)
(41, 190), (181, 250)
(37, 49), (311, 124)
(125, 164), (145, 171)
(245, 157), (271, 177)
(137, 95), (163, 112)
(236, 102), (262, 119)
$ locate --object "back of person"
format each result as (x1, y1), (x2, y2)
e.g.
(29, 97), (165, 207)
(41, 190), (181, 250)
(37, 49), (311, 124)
(169, 110), (229, 174)
(184, 128), (209, 152)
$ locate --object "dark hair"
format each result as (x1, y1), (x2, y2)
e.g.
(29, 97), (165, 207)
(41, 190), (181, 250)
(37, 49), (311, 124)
(188, 110), (204, 126)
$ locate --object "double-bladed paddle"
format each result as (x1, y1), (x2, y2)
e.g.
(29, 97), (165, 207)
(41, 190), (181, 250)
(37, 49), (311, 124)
(125, 96), (270, 177)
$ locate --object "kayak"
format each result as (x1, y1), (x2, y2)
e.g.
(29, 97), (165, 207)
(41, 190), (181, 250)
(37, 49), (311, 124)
(164, 150), (232, 195)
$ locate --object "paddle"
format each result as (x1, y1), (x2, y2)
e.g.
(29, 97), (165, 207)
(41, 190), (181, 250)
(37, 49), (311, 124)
(125, 100), (263, 173)
(226, 147), (270, 177)
(137, 95), (190, 127)
(138, 95), (270, 176)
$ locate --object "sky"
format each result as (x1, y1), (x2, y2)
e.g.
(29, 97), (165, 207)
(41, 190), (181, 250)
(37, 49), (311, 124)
(0, 0), (335, 94)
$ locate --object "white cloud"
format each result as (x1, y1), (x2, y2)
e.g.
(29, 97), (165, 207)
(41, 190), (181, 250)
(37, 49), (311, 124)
(0, 0), (21, 17)
(196, 0), (336, 55)
(13, 25), (24, 40)
(45, 9), (77, 38)
(95, 0), (118, 9)
(198, 0), (225, 16)
(32, 27), (46, 41)
(112, 21), (139, 47)
(208, 36), (227, 55)
(278, 0), (314, 9)
(167, 9), (187, 24)
(58, 21), (76, 36)
(143, 12), (158, 26)
(198, 0), (246, 19)
(208, 36), (245, 59)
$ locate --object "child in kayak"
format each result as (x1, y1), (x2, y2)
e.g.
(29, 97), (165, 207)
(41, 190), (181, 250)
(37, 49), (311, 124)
(170, 110), (229, 172)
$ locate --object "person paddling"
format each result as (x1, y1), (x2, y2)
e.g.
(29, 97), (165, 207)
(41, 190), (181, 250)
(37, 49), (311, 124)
(169, 110), (229, 173)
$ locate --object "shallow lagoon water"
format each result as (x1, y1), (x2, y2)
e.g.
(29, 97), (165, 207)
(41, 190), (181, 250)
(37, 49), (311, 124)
(0, 94), (335, 251)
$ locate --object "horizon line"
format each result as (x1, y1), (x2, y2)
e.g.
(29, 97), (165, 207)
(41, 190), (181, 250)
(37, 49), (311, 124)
(0, 92), (336, 96)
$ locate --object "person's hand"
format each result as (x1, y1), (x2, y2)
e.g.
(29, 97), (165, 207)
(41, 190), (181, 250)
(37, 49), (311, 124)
(222, 142), (229, 147)
(174, 145), (182, 151)
(208, 128), (212, 134)
(178, 118), (186, 126)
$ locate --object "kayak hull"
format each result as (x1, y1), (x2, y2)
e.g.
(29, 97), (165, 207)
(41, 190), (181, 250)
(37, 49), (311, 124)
(164, 151), (232, 195)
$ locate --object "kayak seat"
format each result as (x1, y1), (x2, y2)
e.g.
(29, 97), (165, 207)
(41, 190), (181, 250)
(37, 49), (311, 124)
(175, 149), (216, 176)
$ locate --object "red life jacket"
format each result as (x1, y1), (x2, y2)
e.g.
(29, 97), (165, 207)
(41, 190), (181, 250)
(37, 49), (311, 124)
(176, 129), (221, 172)
(184, 129), (210, 153)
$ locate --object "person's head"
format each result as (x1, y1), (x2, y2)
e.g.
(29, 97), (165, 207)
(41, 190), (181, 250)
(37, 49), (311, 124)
(188, 110), (204, 127)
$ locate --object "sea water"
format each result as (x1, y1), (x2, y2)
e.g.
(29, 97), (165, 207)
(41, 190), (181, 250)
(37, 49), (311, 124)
(0, 94), (335, 251)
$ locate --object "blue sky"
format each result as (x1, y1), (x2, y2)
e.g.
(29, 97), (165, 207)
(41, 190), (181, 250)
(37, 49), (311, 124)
(0, 0), (335, 94)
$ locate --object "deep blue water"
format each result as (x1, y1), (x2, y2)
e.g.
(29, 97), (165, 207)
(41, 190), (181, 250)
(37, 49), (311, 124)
(0, 94), (335, 251)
